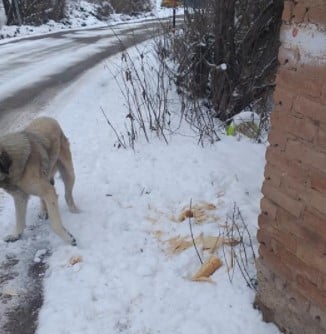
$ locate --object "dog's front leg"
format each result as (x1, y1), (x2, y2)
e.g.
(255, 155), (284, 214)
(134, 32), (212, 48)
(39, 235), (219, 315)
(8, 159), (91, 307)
(42, 186), (77, 246)
(39, 199), (48, 220)
(5, 191), (29, 242)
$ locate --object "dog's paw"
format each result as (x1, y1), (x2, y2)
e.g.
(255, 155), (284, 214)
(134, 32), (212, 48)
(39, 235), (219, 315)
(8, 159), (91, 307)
(4, 234), (21, 243)
(69, 205), (81, 214)
(38, 211), (49, 220)
(67, 233), (77, 246)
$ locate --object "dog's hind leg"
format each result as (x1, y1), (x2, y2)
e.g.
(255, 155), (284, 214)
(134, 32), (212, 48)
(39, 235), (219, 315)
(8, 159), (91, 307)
(39, 175), (55, 220)
(5, 191), (29, 242)
(57, 139), (80, 213)
(38, 180), (77, 246)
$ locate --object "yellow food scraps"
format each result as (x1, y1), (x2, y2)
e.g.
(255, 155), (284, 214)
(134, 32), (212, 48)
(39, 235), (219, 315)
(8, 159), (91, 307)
(167, 235), (196, 254)
(200, 234), (223, 254)
(177, 202), (217, 224)
(69, 255), (83, 266)
(191, 256), (223, 282)
(166, 234), (240, 255)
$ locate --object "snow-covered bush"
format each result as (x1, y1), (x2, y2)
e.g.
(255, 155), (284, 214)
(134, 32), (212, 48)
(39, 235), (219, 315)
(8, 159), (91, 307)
(3, 0), (66, 25)
(107, 0), (152, 15)
(2, 0), (153, 26)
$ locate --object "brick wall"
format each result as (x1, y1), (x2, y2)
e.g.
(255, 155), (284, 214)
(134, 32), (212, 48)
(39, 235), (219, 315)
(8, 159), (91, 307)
(255, 1), (326, 333)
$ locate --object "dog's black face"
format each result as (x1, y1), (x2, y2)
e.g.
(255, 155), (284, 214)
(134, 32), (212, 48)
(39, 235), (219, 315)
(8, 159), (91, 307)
(0, 150), (12, 180)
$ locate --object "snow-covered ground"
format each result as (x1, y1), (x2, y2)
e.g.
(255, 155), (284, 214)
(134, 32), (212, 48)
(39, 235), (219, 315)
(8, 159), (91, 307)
(0, 1), (281, 333)
(0, 41), (280, 334)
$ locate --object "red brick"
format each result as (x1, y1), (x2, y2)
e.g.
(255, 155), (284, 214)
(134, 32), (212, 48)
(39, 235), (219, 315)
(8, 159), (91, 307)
(276, 207), (326, 252)
(299, 0), (326, 5)
(303, 209), (326, 236)
(309, 189), (326, 216)
(264, 163), (282, 188)
(310, 169), (326, 195)
(293, 4), (308, 23)
(258, 214), (299, 255)
(265, 146), (282, 164)
(308, 7), (326, 25)
(281, 161), (309, 185)
(282, 1), (294, 22)
(294, 274), (326, 311)
(286, 113), (317, 143)
(280, 176), (308, 203)
(273, 88), (295, 111)
(286, 139), (326, 172)
(309, 304), (326, 329)
(284, 287), (311, 317)
(318, 273), (326, 292)
(296, 242), (326, 275)
(267, 128), (288, 150)
(259, 215), (298, 254)
(261, 197), (278, 220)
(276, 67), (323, 99)
(271, 108), (292, 128)
(257, 228), (272, 249)
(265, 146), (310, 185)
(262, 182), (305, 218)
(295, 0), (326, 5)
(270, 107), (317, 144)
(258, 243), (293, 280)
(316, 123), (326, 152)
(322, 84), (326, 104)
(294, 95), (326, 124)
(270, 229), (298, 254)
(274, 240), (321, 287)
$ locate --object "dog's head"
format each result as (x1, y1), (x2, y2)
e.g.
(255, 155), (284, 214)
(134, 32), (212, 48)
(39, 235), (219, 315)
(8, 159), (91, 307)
(0, 149), (12, 181)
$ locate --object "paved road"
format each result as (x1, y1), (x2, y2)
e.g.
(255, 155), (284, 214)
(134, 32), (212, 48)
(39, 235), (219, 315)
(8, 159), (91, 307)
(0, 18), (173, 132)
(0, 17), (173, 334)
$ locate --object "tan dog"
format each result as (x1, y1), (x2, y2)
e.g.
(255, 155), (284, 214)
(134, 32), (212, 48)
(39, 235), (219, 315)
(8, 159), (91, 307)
(0, 117), (79, 246)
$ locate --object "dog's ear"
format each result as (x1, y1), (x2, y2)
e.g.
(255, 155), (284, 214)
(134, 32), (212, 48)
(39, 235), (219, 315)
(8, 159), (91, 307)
(0, 150), (12, 175)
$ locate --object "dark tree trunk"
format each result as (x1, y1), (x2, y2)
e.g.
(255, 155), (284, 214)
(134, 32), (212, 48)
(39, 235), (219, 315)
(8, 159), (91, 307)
(211, 0), (236, 121)
(174, 0), (284, 122)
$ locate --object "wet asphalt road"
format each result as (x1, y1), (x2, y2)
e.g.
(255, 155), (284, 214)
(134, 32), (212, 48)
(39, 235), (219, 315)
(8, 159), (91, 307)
(0, 17), (173, 132)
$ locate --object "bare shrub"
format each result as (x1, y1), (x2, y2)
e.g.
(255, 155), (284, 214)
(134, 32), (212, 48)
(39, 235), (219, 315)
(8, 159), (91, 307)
(96, 2), (113, 20)
(103, 29), (176, 149)
(4, 0), (66, 25)
(222, 203), (257, 290)
(175, 0), (283, 124)
(85, 0), (113, 20)
(103, 25), (222, 149)
(109, 0), (152, 15)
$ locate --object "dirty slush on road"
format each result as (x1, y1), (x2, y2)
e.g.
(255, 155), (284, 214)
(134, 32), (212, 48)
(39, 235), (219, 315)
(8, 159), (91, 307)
(0, 222), (51, 334)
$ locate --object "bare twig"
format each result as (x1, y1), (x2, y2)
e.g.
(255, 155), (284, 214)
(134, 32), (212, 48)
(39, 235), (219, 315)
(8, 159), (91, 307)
(188, 199), (203, 265)
(222, 202), (257, 290)
(100, 106), (127, 149)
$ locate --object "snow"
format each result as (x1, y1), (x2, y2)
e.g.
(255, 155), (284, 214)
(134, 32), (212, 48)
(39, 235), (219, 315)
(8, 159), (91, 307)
(220, 63), (227, 71)
(0, 1), (280, 333)
(232, 111), (260, 126)
(280, 24), (326, 65)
